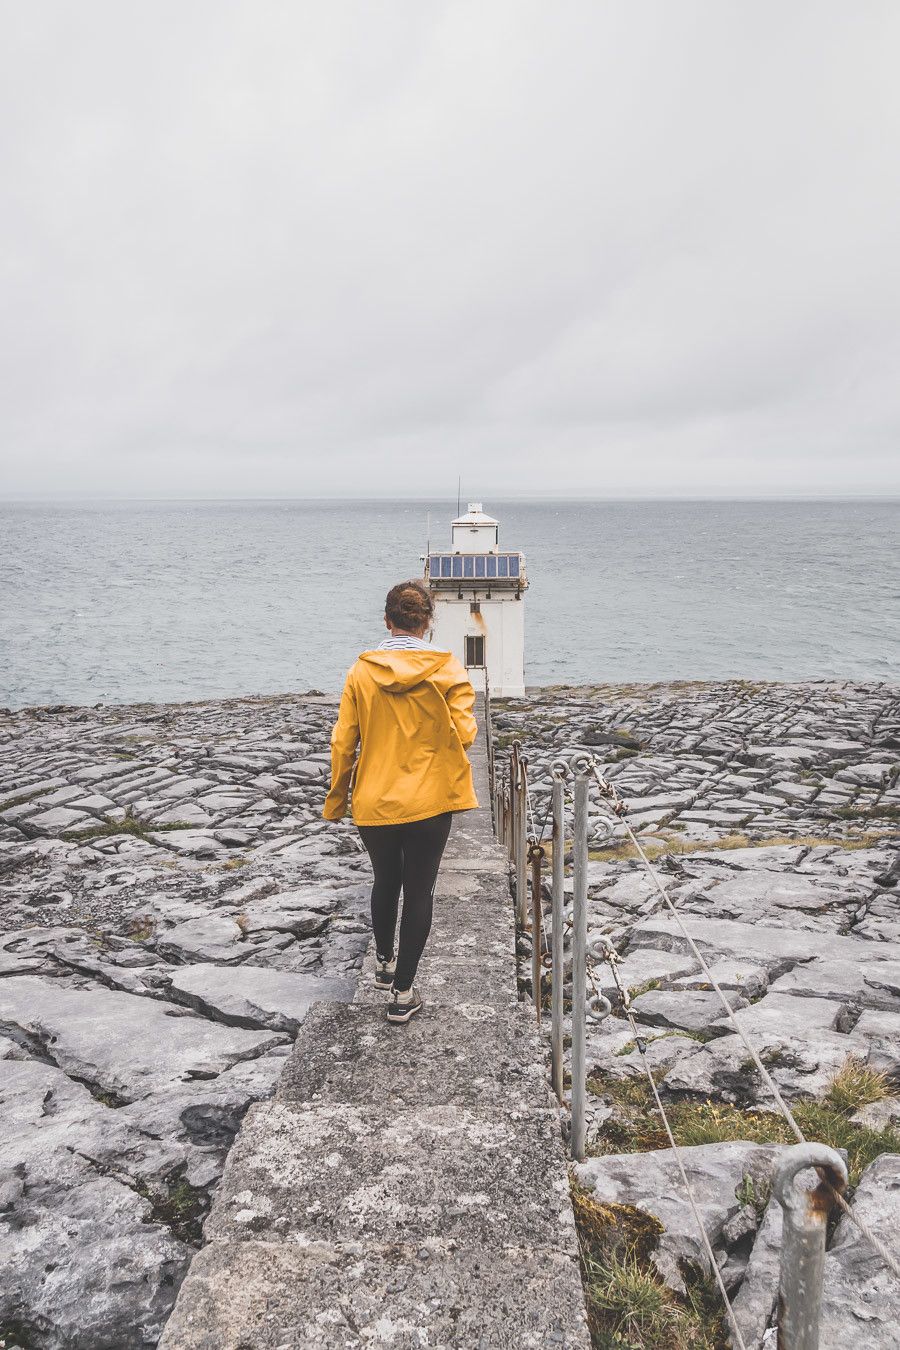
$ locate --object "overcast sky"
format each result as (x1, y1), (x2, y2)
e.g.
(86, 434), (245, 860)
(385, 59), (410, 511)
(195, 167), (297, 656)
(2, 1), (899, 499)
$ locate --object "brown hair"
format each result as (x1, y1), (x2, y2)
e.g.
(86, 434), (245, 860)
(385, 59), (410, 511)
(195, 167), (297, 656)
(385, 579), (434, 633)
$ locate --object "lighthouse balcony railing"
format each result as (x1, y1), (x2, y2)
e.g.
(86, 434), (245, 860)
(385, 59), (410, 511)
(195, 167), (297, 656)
(426, 552), (524, 583)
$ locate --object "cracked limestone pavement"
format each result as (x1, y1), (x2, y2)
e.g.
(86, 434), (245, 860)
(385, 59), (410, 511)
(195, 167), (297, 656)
(3, 681), (899, 1347)
(0, 693), (369, 1349)
(500, 680), (900, 1348)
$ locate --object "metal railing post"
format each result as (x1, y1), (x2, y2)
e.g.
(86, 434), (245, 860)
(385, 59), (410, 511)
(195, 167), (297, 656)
(508, 750), (517, 865)
(515, 758), (528, 928)
(570, 771), (589, 1161)
(773, 1144), (848, 1350)
(550, 772), (566, 1102)
(529, 841), (544, 1022)
(483, 670), (493, 796)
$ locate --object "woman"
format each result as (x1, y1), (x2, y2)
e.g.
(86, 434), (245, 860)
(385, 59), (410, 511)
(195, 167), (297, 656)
(323, 579), (478, 1024)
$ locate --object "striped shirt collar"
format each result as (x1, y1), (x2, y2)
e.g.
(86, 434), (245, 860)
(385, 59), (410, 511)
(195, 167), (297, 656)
(377, 634), (443, 651)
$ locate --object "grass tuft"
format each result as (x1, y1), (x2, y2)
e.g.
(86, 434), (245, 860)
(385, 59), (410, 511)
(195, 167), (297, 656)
(586, 1066), (900, 1188)
(823, 1057), (893, 1115)
(573, 1188), (728, 1349)
(833, 804), (900, 823)
(588, 829), (897, 863)
(0, 788), (52, 813)
(61, 817), (196, 843)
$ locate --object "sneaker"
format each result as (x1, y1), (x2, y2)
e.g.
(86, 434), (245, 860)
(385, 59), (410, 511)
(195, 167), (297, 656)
(387, 986), (423, 1025)
(374, 954), (397, 992)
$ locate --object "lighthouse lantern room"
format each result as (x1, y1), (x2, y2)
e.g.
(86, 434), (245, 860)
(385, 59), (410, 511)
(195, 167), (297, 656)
(424, 503), (527, 698)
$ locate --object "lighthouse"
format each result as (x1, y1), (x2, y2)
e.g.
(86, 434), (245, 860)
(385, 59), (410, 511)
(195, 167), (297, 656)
(424, 503), (528, 698)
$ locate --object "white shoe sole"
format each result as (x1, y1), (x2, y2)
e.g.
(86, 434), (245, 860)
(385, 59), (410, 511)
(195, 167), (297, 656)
(386, 999), (423, 1025)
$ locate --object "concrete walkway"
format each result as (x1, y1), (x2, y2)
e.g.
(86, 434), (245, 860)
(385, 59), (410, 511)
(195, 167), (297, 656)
(160, 713), (590, 1349)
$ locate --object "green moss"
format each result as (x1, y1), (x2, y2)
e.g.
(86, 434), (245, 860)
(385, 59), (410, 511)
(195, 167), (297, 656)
(833, 804), (900, 823)
(626, 979), (661, 1000)
(613, 1029), (719, 1058)
(61, 817), (196, 842)
(0, 1320), (40, 1350)
(734, 1173), (768, 1216)
(609, 746), (640, 762)
(92, 1089), (122, 1108)
(127, 918), (155, 941)
(133, 1172), (209, 1246)
(739, 1048), (788, 1072)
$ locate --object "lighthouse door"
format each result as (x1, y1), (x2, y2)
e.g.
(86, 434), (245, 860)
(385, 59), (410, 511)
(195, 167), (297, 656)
(465, 635), (485, 668)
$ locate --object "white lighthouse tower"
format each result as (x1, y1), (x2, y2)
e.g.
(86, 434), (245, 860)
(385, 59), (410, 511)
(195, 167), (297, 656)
(424, 503), (528, 698)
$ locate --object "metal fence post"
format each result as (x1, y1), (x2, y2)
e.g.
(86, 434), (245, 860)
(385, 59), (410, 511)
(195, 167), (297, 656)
(529, 841), (544, 1022)
(508, 750), (518, 866)
(773, 1144), (848, 1350)
(550, 771), (566, 1102)
(570, 771), (589, 1161)
(515, 758), (528, 928)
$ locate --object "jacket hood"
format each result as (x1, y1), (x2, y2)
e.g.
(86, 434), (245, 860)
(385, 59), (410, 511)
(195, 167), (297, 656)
(358, 649), (454, 693)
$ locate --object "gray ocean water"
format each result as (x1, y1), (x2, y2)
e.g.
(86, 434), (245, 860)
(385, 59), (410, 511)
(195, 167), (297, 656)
(1, 499), (897, 709)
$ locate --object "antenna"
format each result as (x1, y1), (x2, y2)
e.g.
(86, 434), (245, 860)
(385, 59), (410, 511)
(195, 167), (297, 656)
(457, 475), (461, 518)
(426, 511), (431, 556)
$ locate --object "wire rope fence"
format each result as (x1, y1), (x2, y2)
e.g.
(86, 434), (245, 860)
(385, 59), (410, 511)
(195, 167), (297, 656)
(493, 739), (899, 1350)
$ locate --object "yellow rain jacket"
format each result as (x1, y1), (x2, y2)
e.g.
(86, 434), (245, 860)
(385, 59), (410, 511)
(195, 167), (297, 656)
(323, 649), (479, 826)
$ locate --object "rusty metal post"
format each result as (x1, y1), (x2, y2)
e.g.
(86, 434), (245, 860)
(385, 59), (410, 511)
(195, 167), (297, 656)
(514, 757), (528, 928)
(507, 749), (518, 865)
(550, 772), (566, 1102)
(570, 771), (589, 1161)
(774, 1144), (848, 1350)
(529, 842), (544, 1022)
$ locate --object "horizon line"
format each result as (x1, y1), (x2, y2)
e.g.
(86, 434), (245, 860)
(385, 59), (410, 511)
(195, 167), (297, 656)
(3, 492), (899, 505)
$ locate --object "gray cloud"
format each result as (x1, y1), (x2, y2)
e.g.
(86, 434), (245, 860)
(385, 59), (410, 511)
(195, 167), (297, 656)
(1, 0), (899, 497)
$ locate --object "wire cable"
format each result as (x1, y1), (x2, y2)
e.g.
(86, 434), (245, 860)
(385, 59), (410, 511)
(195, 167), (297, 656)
(582, 758), (900, 1283)
(580, 953), (748, 1349)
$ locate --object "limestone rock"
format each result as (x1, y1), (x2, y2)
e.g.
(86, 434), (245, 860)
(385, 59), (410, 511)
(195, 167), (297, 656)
(156, 914), (247, 964)
(820, 1153), (900, 1350)
(0, 1059), (193, 1348)
(630, 988), (746, 1034)
(712, 992), (845, 1039)
(731, 1196), (782, 1348)
(0, 976), (286, 1101)
(574, 1142), (785, 1291)
(166, 964), (354, 1033)
(662, 1028), (868, 1104)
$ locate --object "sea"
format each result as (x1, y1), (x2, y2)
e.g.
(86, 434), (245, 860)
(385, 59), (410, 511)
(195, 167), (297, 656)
(1, 498), (897, 710)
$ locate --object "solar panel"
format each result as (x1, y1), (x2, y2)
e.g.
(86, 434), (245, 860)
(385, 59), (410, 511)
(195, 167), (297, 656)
(428, 552), (523, 582)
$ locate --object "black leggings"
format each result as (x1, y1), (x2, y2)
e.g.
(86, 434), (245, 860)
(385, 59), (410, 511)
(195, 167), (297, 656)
(358, 812), (453, 991)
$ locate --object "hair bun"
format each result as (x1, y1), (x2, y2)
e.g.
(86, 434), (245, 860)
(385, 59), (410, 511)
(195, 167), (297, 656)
(385, 579), (434, 631)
